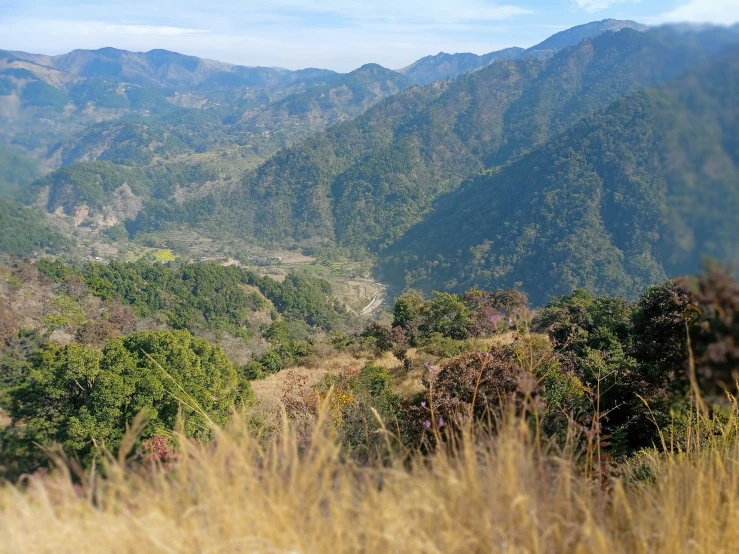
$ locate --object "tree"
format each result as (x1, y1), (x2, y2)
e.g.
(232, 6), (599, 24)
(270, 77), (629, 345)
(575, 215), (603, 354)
(1, 330), (248, 477)
(631, 281), (696, 391)
(424, 292), (471, 340)
(392, 291), (425, 329)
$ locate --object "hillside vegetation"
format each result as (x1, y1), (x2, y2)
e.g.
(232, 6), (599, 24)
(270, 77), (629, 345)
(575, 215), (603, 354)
(381, 47), (739, 303)
(4, 19), (739, 554)
(0, 198), (71, 256)
(1, 261), (739, 552)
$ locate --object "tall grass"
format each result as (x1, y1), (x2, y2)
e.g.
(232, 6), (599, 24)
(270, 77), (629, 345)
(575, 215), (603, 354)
(2, 401), (739, 554)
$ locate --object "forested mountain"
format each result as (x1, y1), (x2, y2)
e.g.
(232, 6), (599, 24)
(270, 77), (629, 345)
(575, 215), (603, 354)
(7, 47), (338, 90)
(239, 64), (415, 142)
(398, 48), (525, 85)
(397, 19), (646, 85)
(56, 63), (415, 167)
(380, 48), (739, 304)
(53, 110), (228, 166)
(5, 20), (739, 309)
(135, 26), (738, 256)
(0, 198), (72, 256)
(0, 47), (417, 170)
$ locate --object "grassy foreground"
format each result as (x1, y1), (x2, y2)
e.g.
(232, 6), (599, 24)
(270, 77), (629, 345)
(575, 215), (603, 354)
(1, 404), (739, 554)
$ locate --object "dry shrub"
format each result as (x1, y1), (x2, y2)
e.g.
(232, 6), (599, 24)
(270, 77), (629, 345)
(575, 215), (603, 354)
(0, 298), (18, 346)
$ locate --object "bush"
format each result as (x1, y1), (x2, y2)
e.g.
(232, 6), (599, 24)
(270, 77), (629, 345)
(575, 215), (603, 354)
(685, 266), (739, 398)
(426, 349), (526, 428)
(424, 292), (471, 340)
(320, 362), (401, 463)
(419, 333), (473, 358)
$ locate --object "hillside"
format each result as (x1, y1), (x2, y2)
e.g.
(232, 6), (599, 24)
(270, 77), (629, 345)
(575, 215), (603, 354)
(398, 48), (525, 85)
(0, 145), (40, 196)
(133, 27), (739, 255)
(380, 48), (739, 304)
(239, 64), (415, 143)
(0, 48), (400, 167)
(0, 198), (72, 256)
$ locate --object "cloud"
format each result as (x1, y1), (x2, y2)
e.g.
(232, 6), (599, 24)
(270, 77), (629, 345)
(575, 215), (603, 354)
(570, 0), (641, 13)
(657, 0), (739, 24)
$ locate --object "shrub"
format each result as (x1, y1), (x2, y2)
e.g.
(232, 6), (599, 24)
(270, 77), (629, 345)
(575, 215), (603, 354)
(325, 362), (401, 463)
(686, 266), (739, 397)
(424, 292), (471, 340)
(419, 333), (473, 358)
(422, 349), (527, 433)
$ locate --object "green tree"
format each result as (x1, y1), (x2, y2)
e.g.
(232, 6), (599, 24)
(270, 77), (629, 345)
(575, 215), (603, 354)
(1, 330), (248, 477)
(392, 290), (426, 345)
(425, 292), (471, 340)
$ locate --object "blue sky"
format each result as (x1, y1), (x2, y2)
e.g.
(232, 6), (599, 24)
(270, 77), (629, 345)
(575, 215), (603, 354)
(0, 0), (737, 71)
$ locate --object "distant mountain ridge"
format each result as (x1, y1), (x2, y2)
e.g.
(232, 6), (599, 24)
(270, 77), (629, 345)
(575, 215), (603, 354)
(7, 47), (338, 90)
(527, 19), (648, 55)
(398, 48), (525, 85)
(398, 19), (648, 85)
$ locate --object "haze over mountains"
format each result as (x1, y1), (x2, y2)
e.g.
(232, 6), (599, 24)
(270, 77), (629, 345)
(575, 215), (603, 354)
(1, 19), (739, 304)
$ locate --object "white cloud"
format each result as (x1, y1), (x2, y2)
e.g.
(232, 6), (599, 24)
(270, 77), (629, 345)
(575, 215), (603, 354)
(571, 0), (641, 13)
(657, 0), (739, 24)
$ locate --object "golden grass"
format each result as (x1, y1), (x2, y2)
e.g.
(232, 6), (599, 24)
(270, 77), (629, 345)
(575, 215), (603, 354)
(2, 404), (739, 554)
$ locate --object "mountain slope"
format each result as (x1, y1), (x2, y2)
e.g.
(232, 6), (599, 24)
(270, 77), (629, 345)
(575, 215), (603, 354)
(398, 48), (524, 85)
(239, 64), (414, 142)
(144, 27), (738, 254)
(0, 145), (41, 196)
(0, 198), (72, 256)
(380, 48), (739, 304)
(398, 19), (647, 85)
(527, 19), (648, 55)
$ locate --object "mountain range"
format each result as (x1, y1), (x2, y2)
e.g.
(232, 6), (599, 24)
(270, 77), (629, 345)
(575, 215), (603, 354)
(2, 20), (739, 304)
(135, 26), (736, 250)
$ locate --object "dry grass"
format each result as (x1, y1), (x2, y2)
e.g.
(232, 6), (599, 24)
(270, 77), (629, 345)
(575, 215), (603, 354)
(2, 404), (739, 553)
(250, 351), (401, 404)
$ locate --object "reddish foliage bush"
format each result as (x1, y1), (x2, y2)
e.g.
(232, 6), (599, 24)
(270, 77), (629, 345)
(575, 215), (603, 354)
(688, 267), (739, 395)
(142, 435), (178, 466)
(430, 349), (527, 421)
(405, 349), (531, 444)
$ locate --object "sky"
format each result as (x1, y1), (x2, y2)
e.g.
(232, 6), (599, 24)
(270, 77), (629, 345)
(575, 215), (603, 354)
(0, 0), (737, 72)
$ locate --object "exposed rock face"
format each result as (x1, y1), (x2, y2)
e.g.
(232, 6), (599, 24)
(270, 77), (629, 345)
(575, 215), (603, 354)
(111, 183), (143, 221)
(45, 183), (142, 228)
(72, 204), (90, 226)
